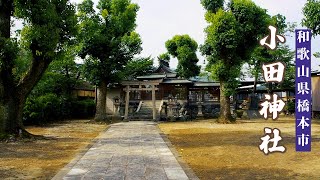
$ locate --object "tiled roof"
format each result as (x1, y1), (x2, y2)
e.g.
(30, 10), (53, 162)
(154, 64), (175, 73)
(193, 82), (220, 87)
(162, 79), (193, 84)
(136, 74), (166, 79)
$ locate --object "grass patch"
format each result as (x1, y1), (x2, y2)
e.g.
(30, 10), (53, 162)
(0, 120), (107, 179)
(159, 118), (320, 179)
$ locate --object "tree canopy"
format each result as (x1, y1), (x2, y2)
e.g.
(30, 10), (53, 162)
(78, 0), (142, 85)
(120, 57), (154, 80)
(302, 0), (320, 36)
(248, 15), (295, 92)
(201, 0), (271, 122)
(0, 0), (77, 136)
(303, 0), (320, 58)
(165, 35), (200, 79)
(77, 0), (142, 120)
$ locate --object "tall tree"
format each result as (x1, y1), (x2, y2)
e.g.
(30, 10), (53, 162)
(165, 35), (200, 78)
(200, 0), (270, 123)
(78, 0), (142, 121)
(0, 0), (77, 136)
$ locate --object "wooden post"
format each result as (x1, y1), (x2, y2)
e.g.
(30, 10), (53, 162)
(152, 84), (156, 121)
(139, 85), (142, 99)
(124, 85), (130, 121)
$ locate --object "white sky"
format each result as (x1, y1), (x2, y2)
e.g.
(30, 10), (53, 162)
(18, 0), (320, 71)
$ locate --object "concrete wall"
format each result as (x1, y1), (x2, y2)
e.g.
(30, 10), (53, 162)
(106, 88), (121, 114)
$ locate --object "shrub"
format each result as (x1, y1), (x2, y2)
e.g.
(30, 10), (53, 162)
(70, 99), (95, 119)
(23, 94), (96, 125)
(23, 93), (64, 125)
(287, 100), (295, 114)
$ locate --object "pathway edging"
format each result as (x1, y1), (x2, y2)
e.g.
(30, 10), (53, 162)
(53, 121), (198, 180)
(52, 126), (110, 180)
(157, 126), (200, 180)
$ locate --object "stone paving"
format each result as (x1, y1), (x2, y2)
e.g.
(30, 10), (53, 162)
(59, 121), (192, 180)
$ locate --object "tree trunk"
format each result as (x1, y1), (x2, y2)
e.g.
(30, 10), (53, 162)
(0, 0), (70, 138)
(0, 67), (28, 136)
(0, 1), (28, 137)
(0, 1), (12, 39)
(94, 81), (108, 121)
(0, 59), (51, 137)
(1, 6), (51, 136)
(0, 93), (26, 136)
(218, 81), (234, 123)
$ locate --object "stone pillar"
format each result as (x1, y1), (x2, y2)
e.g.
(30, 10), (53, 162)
(152, 84), (156, 121)
(197, 102), (203, 117)
(124, 85), (130, 121)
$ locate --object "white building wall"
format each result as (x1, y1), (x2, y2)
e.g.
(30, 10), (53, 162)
(106, 88), (121, 114)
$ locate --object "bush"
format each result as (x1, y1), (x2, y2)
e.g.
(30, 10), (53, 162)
(23, 94), (95, 125)
(70, 99), (95, 118)
(23, 93), (64, 125)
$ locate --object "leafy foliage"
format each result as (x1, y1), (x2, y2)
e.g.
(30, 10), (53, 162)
(201, 0), (271, 122)
(24, 59), (94, 124)
(303, 0), (320, 59)
(78, 0), (142, 85)
(302, 0), (320, 36)
(201, 0), (224, 13)
(165, 35), (200, 78)
(14, 0), (77, 59)
(120, 57), (154, 80)
(24, 94), (95, 125)
(248, 15), (295, 91)
(0, 0), (77, 134)
(201, 0), (271, 96)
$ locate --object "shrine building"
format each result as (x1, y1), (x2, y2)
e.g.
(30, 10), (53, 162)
(105, 63), (220, 120)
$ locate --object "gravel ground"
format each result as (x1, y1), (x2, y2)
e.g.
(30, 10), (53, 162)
(158, 117), (320, 180)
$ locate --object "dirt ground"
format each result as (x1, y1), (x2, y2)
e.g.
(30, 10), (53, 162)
(0, 120), (107, 180)
(158, 117), (320, 180)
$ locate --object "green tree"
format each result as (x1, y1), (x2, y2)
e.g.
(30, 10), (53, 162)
(48, 44), (82, 96)
(120, 57), (154, 80)
(249, 15), (295, 93)
(165, 35), (200, 78)
(249, 45), (295, 91)
(200, 0), (271, 123)
(22, 43), (96, 125)
(303, 0), (320, 57)
(0, 0), (77, 137)
(303, 0), (320, 36)
(78, 0), (142, 121)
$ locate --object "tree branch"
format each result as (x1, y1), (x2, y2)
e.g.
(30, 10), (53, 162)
(17, 55), (52, 99)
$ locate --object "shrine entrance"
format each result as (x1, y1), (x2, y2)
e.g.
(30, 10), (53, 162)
(122, 80), (161, 120)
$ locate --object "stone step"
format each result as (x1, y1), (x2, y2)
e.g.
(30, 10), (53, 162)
(130, 114), (155, 120)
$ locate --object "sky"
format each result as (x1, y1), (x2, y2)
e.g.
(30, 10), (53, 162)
(19, 0), (320, 72)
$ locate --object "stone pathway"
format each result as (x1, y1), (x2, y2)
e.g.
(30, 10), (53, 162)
(57, 121), (194, 180)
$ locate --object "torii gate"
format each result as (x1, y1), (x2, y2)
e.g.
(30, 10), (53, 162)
(122, 80), (161, 120)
